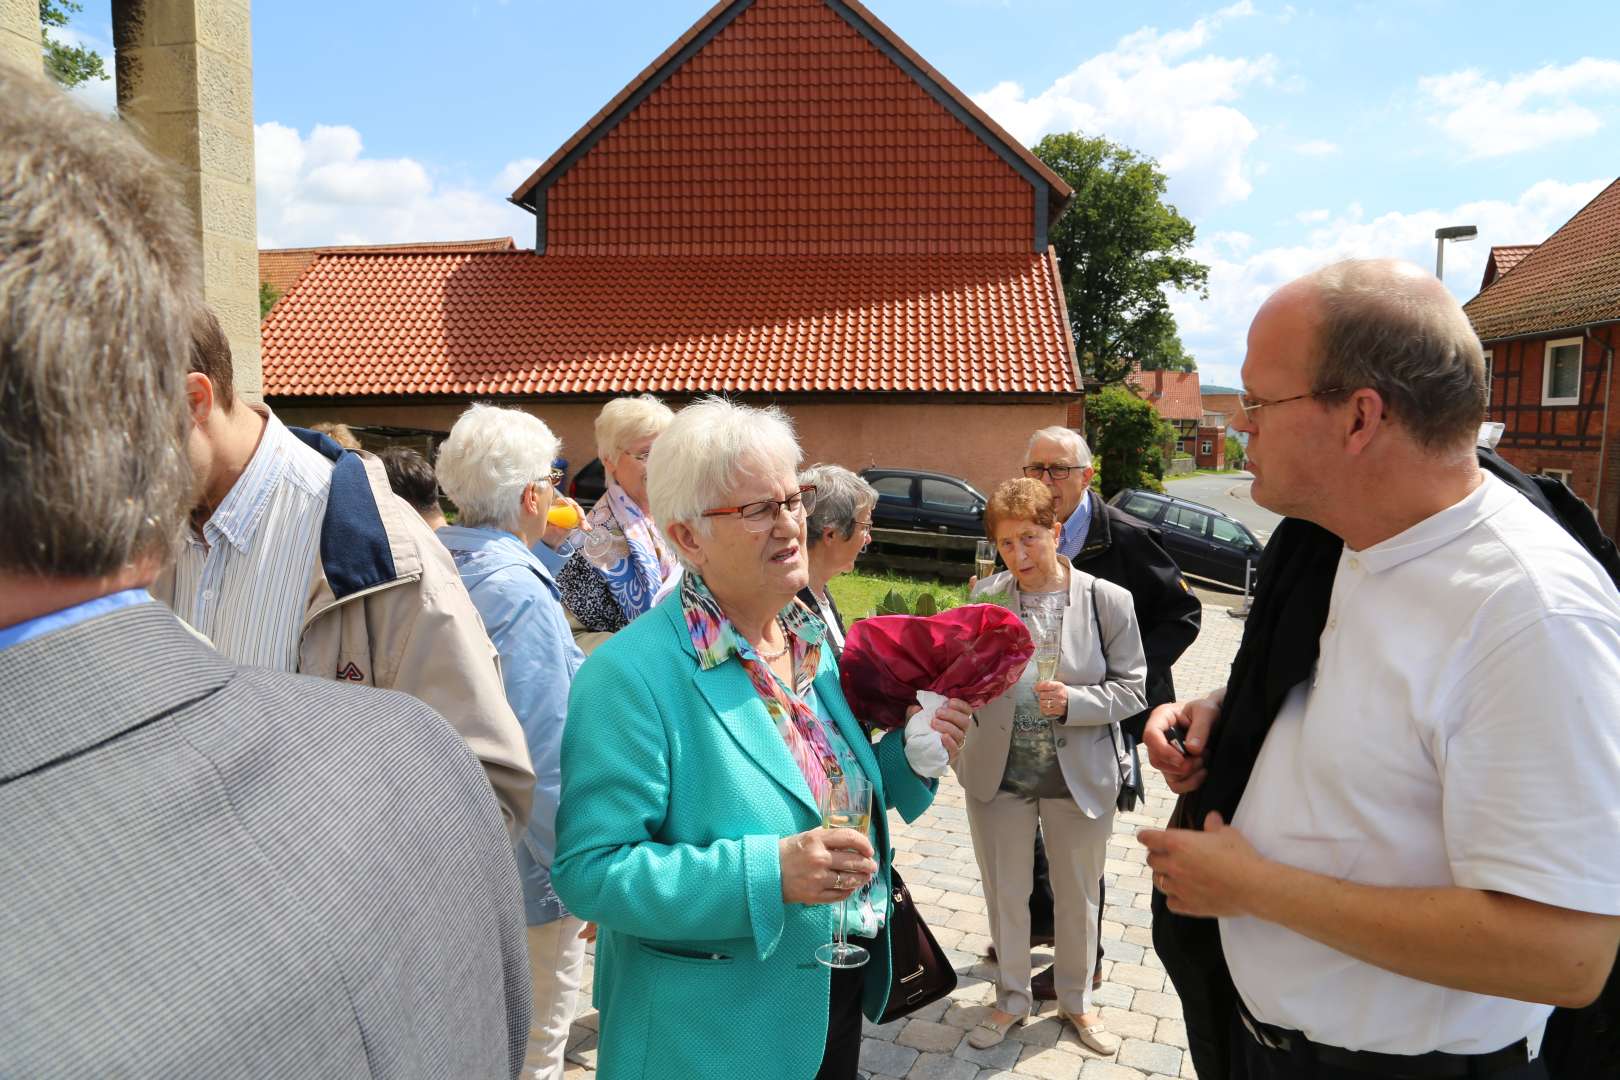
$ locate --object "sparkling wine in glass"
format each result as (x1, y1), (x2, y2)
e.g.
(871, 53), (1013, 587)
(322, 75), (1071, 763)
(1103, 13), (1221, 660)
(1034, 644), (1060, 682)
(974, 540), (997, 582)
(816, 772), (874, 970)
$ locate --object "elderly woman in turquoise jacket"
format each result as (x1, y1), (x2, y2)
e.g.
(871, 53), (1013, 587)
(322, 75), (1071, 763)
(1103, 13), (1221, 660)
(554, 397), (972, 1080)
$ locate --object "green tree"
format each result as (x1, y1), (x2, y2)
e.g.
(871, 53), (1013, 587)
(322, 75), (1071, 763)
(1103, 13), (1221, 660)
(1034, 132), (1209, 384)
(40, 1), (107, 89)
(1225, 433), (1245, 469)
(1086, 384), (1172, 498)
(259, 281), (281, 320)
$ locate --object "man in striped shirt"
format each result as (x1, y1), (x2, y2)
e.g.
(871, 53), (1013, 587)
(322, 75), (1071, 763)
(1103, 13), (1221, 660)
(154, 313), (535, 835)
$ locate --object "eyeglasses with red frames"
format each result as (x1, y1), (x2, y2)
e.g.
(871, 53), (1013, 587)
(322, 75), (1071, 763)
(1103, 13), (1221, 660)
(701, 485), (818, 533)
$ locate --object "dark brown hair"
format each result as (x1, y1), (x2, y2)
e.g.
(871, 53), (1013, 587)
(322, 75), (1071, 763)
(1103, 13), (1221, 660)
(380, 447), (440, 513)
(189, 306), (235, 412)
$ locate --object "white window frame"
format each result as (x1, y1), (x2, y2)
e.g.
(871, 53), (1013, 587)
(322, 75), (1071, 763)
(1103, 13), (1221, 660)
(1200, 440), (1213, 454)
(1544, 468), (1572, 486)
(1542, 337), (1584, 406)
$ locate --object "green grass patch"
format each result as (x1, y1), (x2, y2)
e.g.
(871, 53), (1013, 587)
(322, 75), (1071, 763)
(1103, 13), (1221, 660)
(828, 569), (969, 621)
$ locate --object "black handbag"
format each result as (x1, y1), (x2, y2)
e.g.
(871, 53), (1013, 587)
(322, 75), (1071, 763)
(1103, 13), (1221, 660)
(1110, 726), (1145, 812)
(878, 867), (958, 1023)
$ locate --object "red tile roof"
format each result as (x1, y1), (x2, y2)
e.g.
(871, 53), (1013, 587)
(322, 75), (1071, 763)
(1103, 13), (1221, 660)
(513, 0), (1069, 256)
(259, 238), (517, 299)
(1126, 365), (1204, 421)
(262, 250), (1079, 397)
(1465, 178), (1620, 341)
(1478, 244), (1536, 292)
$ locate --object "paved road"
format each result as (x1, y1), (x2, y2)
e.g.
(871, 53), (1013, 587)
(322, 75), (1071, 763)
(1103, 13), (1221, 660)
(1164, 471), (1281, 542)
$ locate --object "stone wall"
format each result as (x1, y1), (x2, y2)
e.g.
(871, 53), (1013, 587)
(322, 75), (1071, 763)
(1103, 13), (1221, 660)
(270, 397), (1073, 502)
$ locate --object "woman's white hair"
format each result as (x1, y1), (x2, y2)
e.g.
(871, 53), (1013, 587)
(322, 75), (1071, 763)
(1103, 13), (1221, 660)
(595, 394), (676, 461)
(648, 396), (802, 568)
(436, 404), (560, 531)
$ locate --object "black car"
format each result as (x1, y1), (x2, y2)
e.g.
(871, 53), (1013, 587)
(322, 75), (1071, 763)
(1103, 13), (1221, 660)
(1108, 488), (1264, 589)
(860, 468), (986, 536)
(566, 458), (606, 508)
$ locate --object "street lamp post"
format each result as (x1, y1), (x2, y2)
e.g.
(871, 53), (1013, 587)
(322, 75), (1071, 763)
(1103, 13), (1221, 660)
(1435, 224), (1478, 279)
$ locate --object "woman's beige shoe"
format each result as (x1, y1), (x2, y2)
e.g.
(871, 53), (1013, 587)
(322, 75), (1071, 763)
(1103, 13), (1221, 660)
(967, 1011), (1023, 1049)
(1062, 1013), (1121, 1056)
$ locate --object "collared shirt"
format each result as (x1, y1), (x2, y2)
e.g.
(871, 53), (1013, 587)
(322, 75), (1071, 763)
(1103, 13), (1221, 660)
(0, 589), (153, 653)
(169, 410), (332, 672)
(440, 524), (585, 925)
(1057, 490), (1095, 559)
(1221, 474), (1620, 1055)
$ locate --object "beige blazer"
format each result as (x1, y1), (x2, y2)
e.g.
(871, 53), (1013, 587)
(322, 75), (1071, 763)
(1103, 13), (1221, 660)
(955, 559), (1148, 815)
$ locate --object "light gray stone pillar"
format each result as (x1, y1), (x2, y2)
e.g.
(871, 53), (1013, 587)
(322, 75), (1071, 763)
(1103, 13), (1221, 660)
(113, 0), (260, 401)
(0, 0), (43, 76)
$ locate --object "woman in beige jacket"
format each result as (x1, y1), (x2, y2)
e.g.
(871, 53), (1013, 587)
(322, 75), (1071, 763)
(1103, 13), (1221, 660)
(958, 478), (1147, 1054)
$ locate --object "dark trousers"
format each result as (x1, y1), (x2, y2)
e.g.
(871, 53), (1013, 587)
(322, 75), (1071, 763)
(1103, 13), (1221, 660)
(1030, 830), (1105, 972)
(1230, 1011), (1548, 1080)
(816, 939), (874, 1080)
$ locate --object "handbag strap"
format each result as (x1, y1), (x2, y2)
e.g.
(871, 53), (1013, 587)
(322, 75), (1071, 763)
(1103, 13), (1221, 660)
(1092, 580), (1133, 769)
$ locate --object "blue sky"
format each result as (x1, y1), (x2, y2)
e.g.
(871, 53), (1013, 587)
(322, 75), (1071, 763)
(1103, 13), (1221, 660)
(63, 1), (1620, 388)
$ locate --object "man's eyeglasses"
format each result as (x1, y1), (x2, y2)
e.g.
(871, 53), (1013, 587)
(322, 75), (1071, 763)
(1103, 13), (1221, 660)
(1023, 463), (1081, 480)
(702, 485), (818, 533)
(543, 468), (565, 486)
(1237, 387), (1347, 419)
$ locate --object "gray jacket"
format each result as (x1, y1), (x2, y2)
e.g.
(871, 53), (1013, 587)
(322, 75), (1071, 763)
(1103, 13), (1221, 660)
(957, 560), (1148, 814)
(0, 603), (530, 1078)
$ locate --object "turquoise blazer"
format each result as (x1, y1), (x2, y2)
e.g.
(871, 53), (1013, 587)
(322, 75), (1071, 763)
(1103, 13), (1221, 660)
(553, 592), (937, 1079)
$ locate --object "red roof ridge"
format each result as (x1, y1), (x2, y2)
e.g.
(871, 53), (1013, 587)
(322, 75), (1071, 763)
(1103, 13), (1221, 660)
(260, 237), (518, 256)
(507, 0), (1071, 217)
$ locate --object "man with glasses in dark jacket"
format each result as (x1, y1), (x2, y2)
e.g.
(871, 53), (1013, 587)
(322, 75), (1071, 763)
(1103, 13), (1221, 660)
(1013, 426), (1202, 999)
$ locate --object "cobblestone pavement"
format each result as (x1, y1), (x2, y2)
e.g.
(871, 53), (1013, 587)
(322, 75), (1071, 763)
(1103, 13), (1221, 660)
(544, 603), (1244, 1079)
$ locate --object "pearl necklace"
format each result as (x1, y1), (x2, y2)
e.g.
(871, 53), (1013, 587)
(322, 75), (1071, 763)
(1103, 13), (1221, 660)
(756, 617), (791, 661)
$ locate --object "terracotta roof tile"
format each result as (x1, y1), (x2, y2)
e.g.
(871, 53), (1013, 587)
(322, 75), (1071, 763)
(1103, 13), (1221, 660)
(1465, 178), (1620, 341)
(520, 0), (1064, 256)
(261, 250), (1077, 398)
(1480, 244), (1536, 291)
(258, 238), (517, 299)
(1126, 364), (1204, 421)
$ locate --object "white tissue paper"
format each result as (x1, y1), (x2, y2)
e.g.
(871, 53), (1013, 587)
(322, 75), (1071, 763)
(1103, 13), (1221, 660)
(903, 690), (952, 778)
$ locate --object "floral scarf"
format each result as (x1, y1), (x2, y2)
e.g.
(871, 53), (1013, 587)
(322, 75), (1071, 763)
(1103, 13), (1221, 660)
(582, 481), (678, 622)
(681, 572), (842, 809)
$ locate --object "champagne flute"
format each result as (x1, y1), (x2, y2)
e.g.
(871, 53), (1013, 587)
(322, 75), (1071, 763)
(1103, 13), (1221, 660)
(974, 539), (997, 582)
(816, 772), (874, 970)
(1030, 616), (1060, 682)
(1034, 640), (1060, 682)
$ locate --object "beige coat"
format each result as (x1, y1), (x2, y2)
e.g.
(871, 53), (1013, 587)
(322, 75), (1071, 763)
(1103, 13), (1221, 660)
(955, 560), (1148, 815)
(154, 448), (535, 836)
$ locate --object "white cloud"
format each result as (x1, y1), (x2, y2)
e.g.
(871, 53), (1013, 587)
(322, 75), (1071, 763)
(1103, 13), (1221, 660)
(1294, 208), (1330, 223)
(1419, 58), (1620, 158)
(254, 121), (534, 247)
(1171, 177), (1609, 388)
(495, 157), (544, 193)
(971, 3), (1274, 214)
(1294, 139), (1339, 157)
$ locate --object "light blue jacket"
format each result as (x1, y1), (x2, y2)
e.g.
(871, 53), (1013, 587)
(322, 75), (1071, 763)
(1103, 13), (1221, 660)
(439, 525), (584, 925)
(554, 592), (936, 1079)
